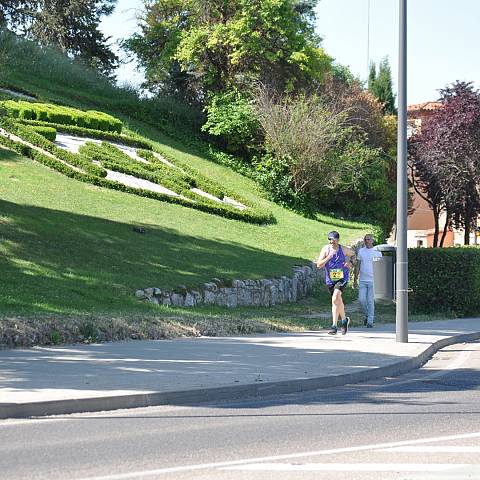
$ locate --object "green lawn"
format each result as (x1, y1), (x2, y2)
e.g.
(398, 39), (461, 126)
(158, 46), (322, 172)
(0, 147), (371, 316)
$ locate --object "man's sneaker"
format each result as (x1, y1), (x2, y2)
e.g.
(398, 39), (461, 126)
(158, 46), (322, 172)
(341, 317), (350, 335)
(363, 316), (368, 326)
(328, 326), (337, 335)
(366, 323), (374, 328)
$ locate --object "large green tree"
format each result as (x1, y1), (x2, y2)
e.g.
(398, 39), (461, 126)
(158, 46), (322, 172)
(368, 57), (396, 115)
(0, 1), (36, 31)
(0, 0), (118, 76)
(124, 0), (332, 100)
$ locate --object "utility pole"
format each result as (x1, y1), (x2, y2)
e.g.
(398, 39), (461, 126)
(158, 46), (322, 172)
(396, 0), (408, 343)
(367, 0), (371, 76)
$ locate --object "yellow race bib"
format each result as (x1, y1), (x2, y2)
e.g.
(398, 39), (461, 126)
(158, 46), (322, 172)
(329, 268), (344, 281)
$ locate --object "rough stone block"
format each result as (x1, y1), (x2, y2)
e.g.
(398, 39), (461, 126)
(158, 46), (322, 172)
(204, 290), (216, 305)
(170, 293), (184, 307)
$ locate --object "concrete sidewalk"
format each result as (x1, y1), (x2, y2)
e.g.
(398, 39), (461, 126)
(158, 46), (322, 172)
(1, 318), (479, 419)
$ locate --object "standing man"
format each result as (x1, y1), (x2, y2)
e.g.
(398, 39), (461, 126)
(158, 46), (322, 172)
(354, 234), (382, 328)
(316, 231), (356, 335)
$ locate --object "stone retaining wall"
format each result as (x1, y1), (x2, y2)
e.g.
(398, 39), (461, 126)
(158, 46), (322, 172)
(135, 263), (324, 308)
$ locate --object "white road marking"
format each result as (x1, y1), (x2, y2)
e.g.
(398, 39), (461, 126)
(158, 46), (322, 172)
(379, 446), (480, 453)
(76, 431), (480, 480)
(221, 463), (468, 472)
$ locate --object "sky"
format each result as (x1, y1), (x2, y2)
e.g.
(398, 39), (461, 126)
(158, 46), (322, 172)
(101, 0), (480, 105)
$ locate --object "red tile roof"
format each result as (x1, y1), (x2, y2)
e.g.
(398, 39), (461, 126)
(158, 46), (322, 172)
(407, 101), (442, 112)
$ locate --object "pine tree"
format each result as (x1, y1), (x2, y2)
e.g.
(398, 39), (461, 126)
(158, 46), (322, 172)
(0, 0), (118, 77)
(368, 62), (376, 92)
(368, 57), (397, 115)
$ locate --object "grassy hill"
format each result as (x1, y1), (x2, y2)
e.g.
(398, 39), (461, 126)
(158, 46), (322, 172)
(0, 31), (379, 344)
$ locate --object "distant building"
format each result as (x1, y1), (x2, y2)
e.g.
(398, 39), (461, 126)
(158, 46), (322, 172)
(404, 101), (478, 247)
(407, 101), (442, 137)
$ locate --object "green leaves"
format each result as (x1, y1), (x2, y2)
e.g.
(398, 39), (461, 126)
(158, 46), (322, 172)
(125, 0), (331, 98)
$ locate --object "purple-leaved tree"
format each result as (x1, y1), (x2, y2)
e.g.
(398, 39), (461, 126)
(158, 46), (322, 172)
(409, 81), (480, 245)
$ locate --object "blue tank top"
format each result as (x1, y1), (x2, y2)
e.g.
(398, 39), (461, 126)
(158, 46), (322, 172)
(325, 245), (349, 286)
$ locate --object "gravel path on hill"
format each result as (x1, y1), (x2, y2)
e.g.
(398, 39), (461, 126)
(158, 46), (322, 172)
(0, 87), (36, 100)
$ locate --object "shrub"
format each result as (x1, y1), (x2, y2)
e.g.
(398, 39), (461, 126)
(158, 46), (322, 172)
(0, 118), (106, 177)
(1, 100), (123, 133)
(18, 119), (151, 149)
(0, 117), (274, 225)
(202, 89), (261, 157)
(31, 126), (56, 142)
(409, 247), (480, 316)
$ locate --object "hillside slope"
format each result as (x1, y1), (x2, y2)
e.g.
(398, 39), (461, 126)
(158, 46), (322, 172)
(0, 33), (374, 318)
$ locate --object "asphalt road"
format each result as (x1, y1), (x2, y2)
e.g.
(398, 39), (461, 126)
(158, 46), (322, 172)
(1, 341), (480, 480)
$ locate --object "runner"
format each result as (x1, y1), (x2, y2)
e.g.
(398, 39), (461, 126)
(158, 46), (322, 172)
(316, 231), (356, 335)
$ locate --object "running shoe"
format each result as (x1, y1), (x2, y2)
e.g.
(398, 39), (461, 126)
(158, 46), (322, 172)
(341, 317), (350, 335)
(328, 326), (337, 335)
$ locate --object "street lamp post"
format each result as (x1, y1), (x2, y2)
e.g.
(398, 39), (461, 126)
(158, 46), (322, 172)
(396, 0), (408, 343)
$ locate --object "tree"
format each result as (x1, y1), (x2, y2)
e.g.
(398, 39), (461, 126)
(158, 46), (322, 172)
(0, 1), (36, 32)
(0, 0), (118, 77)
(253, 85), (395, 230)
(368, 57), (396, 115)
(124, 0), (332, 100)
(409, 81), (480, 245)
(408, 138), (450, 247)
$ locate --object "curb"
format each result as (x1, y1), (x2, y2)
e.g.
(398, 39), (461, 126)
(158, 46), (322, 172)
(2, 331), (480, 419)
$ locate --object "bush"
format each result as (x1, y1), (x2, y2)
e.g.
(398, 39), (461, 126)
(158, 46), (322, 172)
(0, 119), (274, 224)
(0, 118), (106, 177)
(18, 119), (152, 149)
(1, 100), (123, 133)
(31, 125), (56, 142)
(409, 247), (480, 316)
(202, 89), (261, 158)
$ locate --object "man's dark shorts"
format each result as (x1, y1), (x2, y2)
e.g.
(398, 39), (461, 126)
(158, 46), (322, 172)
(327, 280), (348, 296)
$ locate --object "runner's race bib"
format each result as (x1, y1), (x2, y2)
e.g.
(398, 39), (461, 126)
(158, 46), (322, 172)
(329, 268), (344, 281)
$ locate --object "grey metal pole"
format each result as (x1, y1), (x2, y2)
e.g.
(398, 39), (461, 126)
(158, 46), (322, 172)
(396, 0), (408, 342)
(367, 0), (370, 76)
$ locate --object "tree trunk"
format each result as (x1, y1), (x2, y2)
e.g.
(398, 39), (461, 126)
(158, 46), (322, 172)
(440, 213), (450, 247)
(433, 207), (440, 247)
(464, 200), (473, 245)
(465, 221), (471, 245)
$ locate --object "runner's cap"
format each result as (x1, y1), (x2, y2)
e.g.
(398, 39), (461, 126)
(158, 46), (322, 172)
(328, 231), (340, 240)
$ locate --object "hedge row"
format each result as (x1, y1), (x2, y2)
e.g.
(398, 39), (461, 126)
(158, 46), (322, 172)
(78, 141), (194, 195)
(0, 119), (106, 177)
(0, 122), (274, 224)
(136, 149), (198, 188)
(149, 144), (251, 205)
(409, 247), (480, 316)
(2, 100), (123, 133)
(31, 125), (56, 142)
(79, 142), (258, 210)
(18, 119), (152, 149)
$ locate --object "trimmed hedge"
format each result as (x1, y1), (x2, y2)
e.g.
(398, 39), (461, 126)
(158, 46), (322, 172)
(18, 119), (151, 149)
(409, 247), (480, 316)
(31, 125), (56, 142)
(2, 100), (123, 133)
(0, 118), (106, 177)
(79, 141), (193, 195)
(0, 120), (275, 224)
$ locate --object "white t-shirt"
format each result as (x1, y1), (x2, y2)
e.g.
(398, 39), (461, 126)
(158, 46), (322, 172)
(358, 247), (382, 282)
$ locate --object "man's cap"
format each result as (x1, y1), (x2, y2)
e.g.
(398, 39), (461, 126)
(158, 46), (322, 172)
(328, 231), (340, 240)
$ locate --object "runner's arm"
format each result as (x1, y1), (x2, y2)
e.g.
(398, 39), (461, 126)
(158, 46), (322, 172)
(315, 246), (332, 268)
